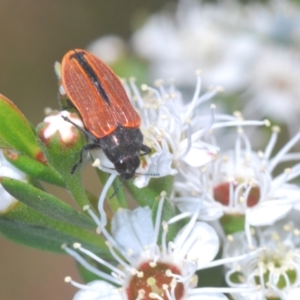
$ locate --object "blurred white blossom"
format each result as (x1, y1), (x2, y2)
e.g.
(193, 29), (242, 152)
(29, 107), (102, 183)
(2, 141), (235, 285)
(87, 35), (127, 64)
(132, 0), (300, 134)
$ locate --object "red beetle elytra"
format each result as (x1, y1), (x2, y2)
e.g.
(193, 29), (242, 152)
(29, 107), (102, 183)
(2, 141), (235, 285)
(61, 49), (151, 180)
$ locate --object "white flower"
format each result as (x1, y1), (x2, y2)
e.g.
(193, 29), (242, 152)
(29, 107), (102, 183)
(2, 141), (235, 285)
(94, 73), (221, 187)
(87, 35), (127, 64)
(64, 190), (237, 300)
(245, 47), (300, 135)
(131, 0), (261, 91)
(174, 125), (300, 226)
(59, 71), (265, 190)
(223, 220), (300, 299)
(73, 281), (121, 300)
(0, 151), (27, 212)
(119, 74), (264, 188)
(130, 74), (220, 187)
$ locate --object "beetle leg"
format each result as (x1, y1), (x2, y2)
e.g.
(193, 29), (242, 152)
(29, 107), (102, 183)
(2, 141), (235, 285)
(71, 143), (101, 174)
(140, 144), (151, 156)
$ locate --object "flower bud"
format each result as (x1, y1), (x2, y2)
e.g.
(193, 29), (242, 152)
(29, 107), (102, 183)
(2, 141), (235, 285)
(36, 110), (86, 179)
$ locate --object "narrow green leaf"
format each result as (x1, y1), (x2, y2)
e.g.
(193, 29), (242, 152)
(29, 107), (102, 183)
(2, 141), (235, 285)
(0, 136), (12, 149)
(0, 217), (78, 253)
(0, 94), (41, 159)
(3, 203), (108, 255)
(125, 176), (174, 207)
(0, 177), (95, 230)
(0, 216), (107, 255)
(3, 150), (65, 187)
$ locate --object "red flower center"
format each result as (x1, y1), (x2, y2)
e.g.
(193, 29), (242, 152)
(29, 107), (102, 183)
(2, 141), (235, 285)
(213, 181), (260, 207)
(126, 260), (185, 300)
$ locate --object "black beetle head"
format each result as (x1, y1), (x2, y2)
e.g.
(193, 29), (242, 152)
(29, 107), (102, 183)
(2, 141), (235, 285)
(114, 154), (140, 180)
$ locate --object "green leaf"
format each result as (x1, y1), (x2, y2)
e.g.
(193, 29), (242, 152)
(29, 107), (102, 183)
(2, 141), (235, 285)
(2, 203), (109, 255)
(125, 176), (174, 207)
(0, 94), (42, 160)
(0, 216), (107, 254)
(3, 150), (65, 187)
(0, 217), (83, 253)
(0, 177), (95, 230)
(0, 136), (12, 149)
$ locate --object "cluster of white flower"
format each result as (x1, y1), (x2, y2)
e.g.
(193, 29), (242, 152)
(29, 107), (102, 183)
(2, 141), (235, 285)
(131, 0), (300, 136)
(62, 66), (300, 299)
(26, 1), (299, 298)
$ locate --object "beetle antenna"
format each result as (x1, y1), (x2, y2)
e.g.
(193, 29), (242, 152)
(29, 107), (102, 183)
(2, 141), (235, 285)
(109, 177), (126, 199)
(135, 172), (160, 177)
(61, 114), (97, 141)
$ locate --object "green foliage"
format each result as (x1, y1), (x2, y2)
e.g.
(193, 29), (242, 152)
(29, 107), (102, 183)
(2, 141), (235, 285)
(0, 94), (42, 160)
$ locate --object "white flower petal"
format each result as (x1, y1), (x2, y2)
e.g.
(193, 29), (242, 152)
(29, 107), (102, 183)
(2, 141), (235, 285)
(188, 292), (228, 300)
(279, 185), (300, 211)
(247, 202), (292, 226)
(272, 184), (300, 201)
(111, 207), (155, 255)
(134, 151), (176, 188)
(174, 222), (219, 268)
(133, 174), (150, 189)
(73, 281), (121, 300)
(91, 148), (114, 169)
(232, 291), (264, 300)
(181, 145), (217, 167)
(176, 198), (223, 221)
(288, 288), (300, 300)
(146, 151), (176, 176)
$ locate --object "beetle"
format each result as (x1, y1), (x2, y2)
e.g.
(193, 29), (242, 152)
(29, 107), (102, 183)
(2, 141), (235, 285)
(60, 49), (151, 180)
